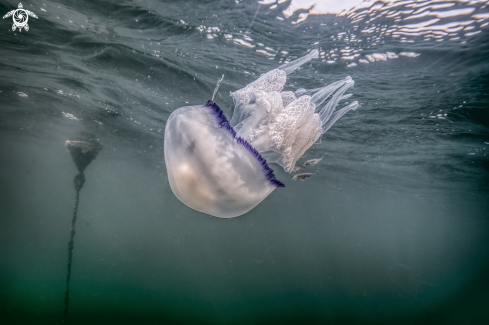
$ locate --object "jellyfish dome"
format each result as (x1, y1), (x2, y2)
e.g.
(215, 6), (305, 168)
(164, 50), (358, 218)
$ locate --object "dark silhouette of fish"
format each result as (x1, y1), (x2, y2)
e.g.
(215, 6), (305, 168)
(303, 157), (322, 167)
(292, 172), (315, 180)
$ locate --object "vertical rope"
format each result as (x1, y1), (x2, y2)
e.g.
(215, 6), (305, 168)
(63, 172), (85, 322)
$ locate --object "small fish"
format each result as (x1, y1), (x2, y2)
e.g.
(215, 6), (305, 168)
(293, 165), (303, 171)
(292, 172), (315, 181)
(303, 157), (322, 167)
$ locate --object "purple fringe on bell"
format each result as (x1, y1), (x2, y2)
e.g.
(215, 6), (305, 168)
(204, 100), (285, 188)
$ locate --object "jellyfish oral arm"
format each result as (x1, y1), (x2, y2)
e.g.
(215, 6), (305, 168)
(228, 50), (358, 172)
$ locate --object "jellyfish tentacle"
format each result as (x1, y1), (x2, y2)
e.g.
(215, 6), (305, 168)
(278, 49), (319, 75)
(322, 101), (359, 134)
(318, 77), (355, 125)
(311, 79), (347, 110)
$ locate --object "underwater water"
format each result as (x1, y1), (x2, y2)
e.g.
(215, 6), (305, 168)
(0, 0), (488, 324)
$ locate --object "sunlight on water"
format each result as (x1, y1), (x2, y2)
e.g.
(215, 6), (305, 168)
(242, 0), (489, 66)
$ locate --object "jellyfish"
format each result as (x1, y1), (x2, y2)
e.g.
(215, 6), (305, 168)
(164, 50), (358, 218)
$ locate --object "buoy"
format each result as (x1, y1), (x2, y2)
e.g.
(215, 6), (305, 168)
(63, 135), (102, 322)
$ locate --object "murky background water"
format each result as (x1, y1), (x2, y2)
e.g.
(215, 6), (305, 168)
(1, 0), (488, 324)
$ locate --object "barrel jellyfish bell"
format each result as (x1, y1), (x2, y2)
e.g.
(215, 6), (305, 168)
(164, 50), (358, 218)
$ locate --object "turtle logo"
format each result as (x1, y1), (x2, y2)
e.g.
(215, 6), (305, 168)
(3, 3), (38, 32)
